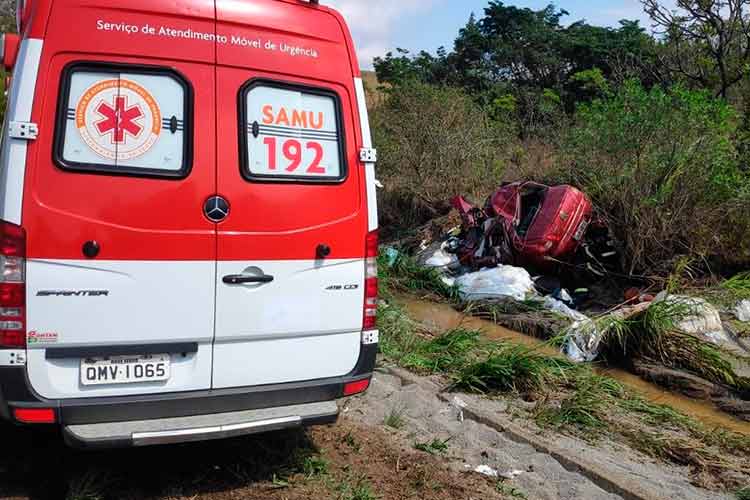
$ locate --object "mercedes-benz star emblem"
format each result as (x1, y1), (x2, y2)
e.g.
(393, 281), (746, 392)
(204, 196), (230, 222)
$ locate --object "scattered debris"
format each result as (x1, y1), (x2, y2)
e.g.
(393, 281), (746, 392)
(659, 295), (726, 341)
(454, 265), (535, 302)
(624, 287), (656, 304)
(472, 464), (499, 478)
(500, 469), (525, 481)
(562, 319), (601, 363)
(469, 464), (525, 480)
(736, 300), (750, 322)
(383, 246), (400, 267)
(424, 243), (459, 269)
(450, 396), (468, 422)
(652, 294), (744, 353)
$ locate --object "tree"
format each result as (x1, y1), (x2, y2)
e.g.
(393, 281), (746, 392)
(642, 0), (750, 98)
(373, 48), (452, 86)
(374, 2), (662, 125)
(450, 13), (492, 92)
(478, 2), (569, 90)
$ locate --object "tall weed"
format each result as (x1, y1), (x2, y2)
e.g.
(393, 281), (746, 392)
(371, 82), (508, 236)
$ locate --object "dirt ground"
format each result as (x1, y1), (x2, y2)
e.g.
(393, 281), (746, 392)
(0, 368), (740, 500)
(0, 413), (504, 500)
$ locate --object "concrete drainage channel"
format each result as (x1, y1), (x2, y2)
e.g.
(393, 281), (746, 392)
(343, 366), (731, 500)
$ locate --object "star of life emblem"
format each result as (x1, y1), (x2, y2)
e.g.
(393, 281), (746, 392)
(75, 79), (161, 161)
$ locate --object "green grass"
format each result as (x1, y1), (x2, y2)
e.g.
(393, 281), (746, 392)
(736, 486), (750, 500)
(722, 272), (750, 301)
(383, 406), (407, 429)
(451, 344), (574, 394)
(537, 372), (623, 430)
(378, 293), (482, 374)
(302, 455), (329, 479)
(641, 300), (746, 389)
(599, 298), (749, 392)
(336, 474), (378, 500)
(701, 271), (750, 309)
(617, 397), (693, 428)
(341, 431), (361, 453)
(402, 328), (481, 373)
(413, 437), (451, 455)
(377, 300), (424, 364)
(348, 482), (377, 500)
(496, 482), (528, 499)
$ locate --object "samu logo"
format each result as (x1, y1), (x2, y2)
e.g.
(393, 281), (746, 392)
(75, 78), (161, 161)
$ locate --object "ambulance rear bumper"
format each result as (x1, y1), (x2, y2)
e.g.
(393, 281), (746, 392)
(0, 344), (377, 448)
(64, 400), (339, 449)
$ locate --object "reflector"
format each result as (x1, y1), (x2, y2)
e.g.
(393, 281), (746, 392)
(14, 408), (56, 424)
(343, 378), (370, 396)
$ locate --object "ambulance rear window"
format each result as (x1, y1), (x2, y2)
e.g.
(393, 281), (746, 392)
(240, 81), (346, 183)
(54, 64), (191, 178)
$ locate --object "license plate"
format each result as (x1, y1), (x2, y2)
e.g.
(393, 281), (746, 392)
(573, 220), (589, 241)
(80, 354), (171, 386)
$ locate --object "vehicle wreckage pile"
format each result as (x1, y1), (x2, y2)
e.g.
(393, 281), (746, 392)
(398, 182), (750, 418)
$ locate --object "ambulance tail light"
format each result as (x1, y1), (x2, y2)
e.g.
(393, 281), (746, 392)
(1, 33), (19, 71)
(0, 221), (25, 349)
(363, 230), (378, 331)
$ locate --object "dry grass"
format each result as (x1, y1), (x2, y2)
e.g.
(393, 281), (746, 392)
(371, 82), (508, 235)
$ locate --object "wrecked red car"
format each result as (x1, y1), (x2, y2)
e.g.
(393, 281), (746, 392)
(451, 182), (592, 269)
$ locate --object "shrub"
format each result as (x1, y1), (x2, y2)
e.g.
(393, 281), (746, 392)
(371, 82), (507, 236)
(555, 80), (750, 275)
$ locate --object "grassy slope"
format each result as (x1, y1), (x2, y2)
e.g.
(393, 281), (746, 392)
(379, 255), (750, 493)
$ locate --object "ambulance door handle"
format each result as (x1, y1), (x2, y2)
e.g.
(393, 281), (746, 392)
(223, 274), (274, 285)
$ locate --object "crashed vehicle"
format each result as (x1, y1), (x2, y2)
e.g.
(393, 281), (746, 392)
(450, 182), (593, 270)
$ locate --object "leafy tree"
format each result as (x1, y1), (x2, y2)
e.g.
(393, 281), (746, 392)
(373, 48), (450, 86)
(477, 2), (570, 90)
(374, 2), (660, 115)
(643, 0), (750, 98)
(450, 13), (492, 93)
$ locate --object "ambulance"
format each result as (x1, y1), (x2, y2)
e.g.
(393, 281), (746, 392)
(0, 0), (379, 448)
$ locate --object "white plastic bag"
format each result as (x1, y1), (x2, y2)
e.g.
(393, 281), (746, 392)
(424, 246), (458, 268)
(658, 295), (729, 345)
(735, 300), (750, 322)
(455, 265), (535, 302)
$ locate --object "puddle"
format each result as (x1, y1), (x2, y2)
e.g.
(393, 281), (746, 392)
(401, 296), (750, 435)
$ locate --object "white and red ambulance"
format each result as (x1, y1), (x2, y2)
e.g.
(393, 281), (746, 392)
(0, 0), (379, 448)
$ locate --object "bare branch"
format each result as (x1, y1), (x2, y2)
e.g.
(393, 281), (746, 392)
(642, 0), (750, 97)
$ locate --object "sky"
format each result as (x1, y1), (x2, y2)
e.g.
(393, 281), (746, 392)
(325, 0), (671, 69)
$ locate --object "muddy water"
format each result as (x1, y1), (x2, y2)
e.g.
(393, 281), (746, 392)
(401, 296), (750, 435)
